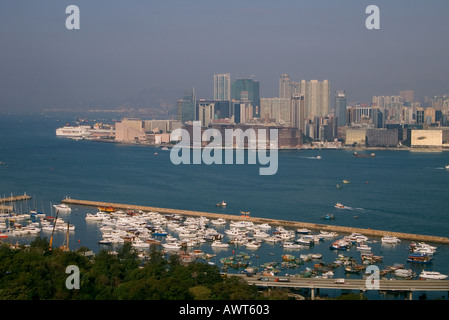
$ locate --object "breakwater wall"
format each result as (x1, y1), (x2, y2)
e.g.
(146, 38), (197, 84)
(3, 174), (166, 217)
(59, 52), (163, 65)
(0, 194), (31, 203)
(61, 198), (449, 244)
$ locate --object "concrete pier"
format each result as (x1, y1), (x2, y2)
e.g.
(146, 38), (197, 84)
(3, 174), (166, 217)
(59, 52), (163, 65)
(61, 198), (449, 244)
(0, 194), (31, 203)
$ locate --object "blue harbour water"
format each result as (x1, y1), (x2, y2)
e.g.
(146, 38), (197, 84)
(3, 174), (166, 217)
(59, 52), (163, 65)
(1, 112), (449, 300)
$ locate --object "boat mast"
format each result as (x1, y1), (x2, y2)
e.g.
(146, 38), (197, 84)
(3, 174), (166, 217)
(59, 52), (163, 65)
(49, 209), (59, 250)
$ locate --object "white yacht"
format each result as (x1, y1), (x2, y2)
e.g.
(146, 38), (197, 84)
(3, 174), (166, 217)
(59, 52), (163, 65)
(297, 228), (311, 234)
(319, 231), (338, 239)
(211, 218), (227, 225)
(347, 233), (369, 243)
(162, 242), (182, 250)
(53, 204), (72, 213)
(394, 269), (414, 278)
(282, 242), (302, 249)
(253, 230), (270, 239)
(419, 271), (448, 280)
(256, 223), (272, 230)
(131, 239), (151, 248)
(381, 235), (401, 244)
(245, 241), (261, 249)
(211, 240), (229, 248)
(356, 243), (372, 252)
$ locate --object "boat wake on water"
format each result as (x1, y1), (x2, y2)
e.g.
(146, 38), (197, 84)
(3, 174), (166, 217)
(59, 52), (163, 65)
(334, 203), (369, 213)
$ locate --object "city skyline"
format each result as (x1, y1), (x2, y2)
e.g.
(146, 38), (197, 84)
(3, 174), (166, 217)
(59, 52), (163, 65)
(0, 1), (448, 111)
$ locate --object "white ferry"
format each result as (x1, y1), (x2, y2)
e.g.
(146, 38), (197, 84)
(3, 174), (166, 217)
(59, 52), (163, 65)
(56, 125), (91, 138)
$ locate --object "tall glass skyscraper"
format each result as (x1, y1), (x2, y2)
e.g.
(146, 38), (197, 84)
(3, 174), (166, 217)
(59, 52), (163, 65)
(180, 89), (196, 123)
(335, 90), (347, 127)
(213, 73), (231, 101)
(231, 78), (260, 116)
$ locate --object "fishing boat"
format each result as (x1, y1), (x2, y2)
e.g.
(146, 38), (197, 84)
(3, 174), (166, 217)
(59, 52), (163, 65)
(216, 200), (227, 207)
(419, 271), (448, 280)
(98, 206), (115, 212)
(282, 254), (296, 261)
(342, 180), (351, 184)
(445, 165), (449, 169)
(345, 265), (366, 274)
(334, 203), (345, 209)
(407, 253), (433, 264)
(321, 214), (335, 221)
(330, 240), (349, 250)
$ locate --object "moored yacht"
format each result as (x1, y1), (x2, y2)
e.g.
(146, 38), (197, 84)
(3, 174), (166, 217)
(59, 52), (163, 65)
(211, 218), (227, 225)
(282, 242), (302, 249)
(356, 243), (372, 252)
(211, 240), (229, 248)
(419, 270), (448, 280)
(53, 204), (72, 213)
(381, 235), (401, 244)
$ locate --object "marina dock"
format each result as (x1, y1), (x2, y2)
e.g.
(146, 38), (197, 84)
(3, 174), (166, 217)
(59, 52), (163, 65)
(61, 198), (449, 244)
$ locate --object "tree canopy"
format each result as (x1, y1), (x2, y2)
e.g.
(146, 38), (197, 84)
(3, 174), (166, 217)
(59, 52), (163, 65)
(0, 238), (261, 300)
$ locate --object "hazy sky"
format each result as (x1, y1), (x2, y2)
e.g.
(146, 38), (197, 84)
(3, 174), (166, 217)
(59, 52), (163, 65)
(1, 0), (448, 110)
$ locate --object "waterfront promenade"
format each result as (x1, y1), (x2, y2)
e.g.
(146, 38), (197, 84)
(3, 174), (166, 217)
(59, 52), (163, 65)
(61, 198), (449, 244)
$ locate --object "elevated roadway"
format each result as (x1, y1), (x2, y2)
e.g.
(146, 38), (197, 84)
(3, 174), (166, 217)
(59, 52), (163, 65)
(232, 274), (449, 300)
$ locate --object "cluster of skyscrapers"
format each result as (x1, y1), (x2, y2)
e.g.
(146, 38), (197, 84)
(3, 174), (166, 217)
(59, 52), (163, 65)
(178, 74), (262, 128)
(177, 73), (335, 142)
(176, 73), (449, 147)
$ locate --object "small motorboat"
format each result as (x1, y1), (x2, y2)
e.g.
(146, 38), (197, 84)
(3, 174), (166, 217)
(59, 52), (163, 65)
(321, 214), (335, 221)
(216, 200), (227, 207)
(334, 203), (345, 209)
